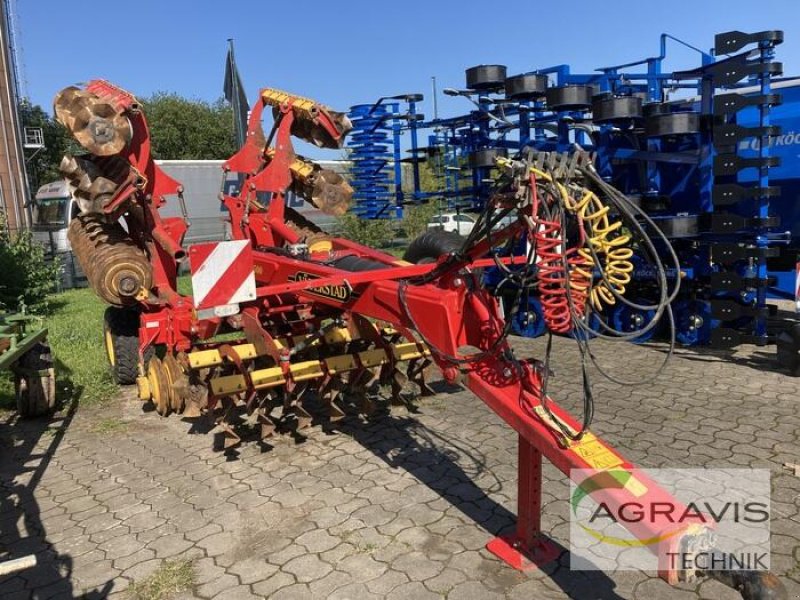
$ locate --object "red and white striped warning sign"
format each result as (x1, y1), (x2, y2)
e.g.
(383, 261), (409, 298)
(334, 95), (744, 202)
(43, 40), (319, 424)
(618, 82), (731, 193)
(189, 240), (256, 310)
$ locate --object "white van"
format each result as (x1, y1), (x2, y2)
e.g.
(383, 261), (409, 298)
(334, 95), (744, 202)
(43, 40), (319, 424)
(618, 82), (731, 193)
(31, 180), (77, 253)
(31, 180), (86, 290)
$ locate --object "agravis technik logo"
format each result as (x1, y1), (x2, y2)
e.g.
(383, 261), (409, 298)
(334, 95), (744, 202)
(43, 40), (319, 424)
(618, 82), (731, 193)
(569, 468), (771, 572)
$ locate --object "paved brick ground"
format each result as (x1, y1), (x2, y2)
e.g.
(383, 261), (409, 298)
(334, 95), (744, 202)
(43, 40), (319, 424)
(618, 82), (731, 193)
(1, 336), (799, 599)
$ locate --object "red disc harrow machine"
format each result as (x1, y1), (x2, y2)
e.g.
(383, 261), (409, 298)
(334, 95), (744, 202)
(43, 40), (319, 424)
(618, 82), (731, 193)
(53, 79), (785, 600)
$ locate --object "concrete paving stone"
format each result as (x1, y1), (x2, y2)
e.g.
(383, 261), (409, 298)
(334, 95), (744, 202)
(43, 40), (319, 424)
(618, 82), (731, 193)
(112, 501), (150, 521)
(328, 582), (380, 600)
(350, 505), (394, 528)
(391, 550), (445, 582)
(295, 529), (341, 553)
(120, 557), (162, 583)
(363, 570), (410, 595)
(212, 584), (261, 600)
(336, 553), (388, 581)
(137, 523), (179, 545)
(112, 547), (156, 571)
(633, 576), (699, 600)
(147, 532), (193, 558)
(60, 495), (99, 514)
(376, 516), (416, 537)
(282, 553), (333, 582)
(123, 511), (166, 532)
(393, 525), (434, 549)
(270, 582), (311, 600)
(252, 571), (296, 597)
(89, 523), (130, 545)
(72, 559), (119, 589)
(385, 580), (441, 600)
(424, 566), (467, 594)
(217, 483), (251, 501)
(271, 488), (310, 509)
(308, 569), (355, 597)
(226, 556), (278, 585)
(81, 512), (122, 535)
(55, 535), (98, 560)
(227, 489), (269, 510)
(447, 524), (492, 551)
(320, 542), (359, 565)
(266, 543), (307, 568)
(186, 522), (223, 542)
(101, 533), (146, 560)
(193, 556), (228, 585)
(308, 506), (349, 529)
(447, 550), (490, 576)
(71, 504), (108, 524)
(196, 572), (239, 598)
(329, 517), (367, 538)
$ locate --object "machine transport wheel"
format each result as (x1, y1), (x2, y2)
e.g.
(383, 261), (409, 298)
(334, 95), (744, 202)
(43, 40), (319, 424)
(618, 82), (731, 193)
(777, 323), (800, 376)
(568, 311), (603, 341)
(465, 65), (507, 90)
(645, 112), (701, 137)
(511, 297), (546, 338)
(609, 300), (659, 343)
(674, 299), (715, 346)
(403, 230), (466, 264)
(545, 85), (594, 110)
(642, 102), (671, 118)
(505, 74), (548, 100)
(592, 95), (643, 122)
(14, 342), (56, 418)
(104, 306), (152, 385)
(470, 148), (507, 170)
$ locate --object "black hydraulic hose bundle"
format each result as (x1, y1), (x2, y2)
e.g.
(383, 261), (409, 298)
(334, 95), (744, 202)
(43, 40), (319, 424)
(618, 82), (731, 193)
(398, 151), (681, 441)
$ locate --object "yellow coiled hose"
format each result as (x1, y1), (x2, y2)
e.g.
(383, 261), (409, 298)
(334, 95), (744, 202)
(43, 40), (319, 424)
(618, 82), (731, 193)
(566, 188), (634, 309)
(527, 166), (634, 310)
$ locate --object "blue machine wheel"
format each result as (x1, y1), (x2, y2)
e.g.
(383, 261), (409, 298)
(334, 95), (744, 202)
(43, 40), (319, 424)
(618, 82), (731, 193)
(609, 300), (658, 343)
(511, 297), (546, 339)
(569, 311), (603, 341)
(674, 299), (715, 346)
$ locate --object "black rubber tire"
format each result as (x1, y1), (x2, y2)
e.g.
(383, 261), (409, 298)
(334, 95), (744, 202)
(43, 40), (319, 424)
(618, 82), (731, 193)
(104, 307), (151, 385)
(331, 255), (387, 272)
(14, 341), (56, 417)
(403, 230), (465, 264)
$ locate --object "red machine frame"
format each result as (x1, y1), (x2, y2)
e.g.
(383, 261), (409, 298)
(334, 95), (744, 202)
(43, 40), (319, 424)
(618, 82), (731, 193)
(81, 80), (783, 597)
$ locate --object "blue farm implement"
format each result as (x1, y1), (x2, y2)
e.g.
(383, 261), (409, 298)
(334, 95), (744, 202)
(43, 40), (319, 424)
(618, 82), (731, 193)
(356, 29), (800, 373)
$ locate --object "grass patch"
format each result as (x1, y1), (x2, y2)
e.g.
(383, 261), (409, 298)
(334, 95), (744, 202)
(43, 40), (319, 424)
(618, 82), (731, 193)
(127, 559), (195, 600)
(90, 418), (128, 435)
(176, 274), (192, 296)
(0, 286), (117, 409)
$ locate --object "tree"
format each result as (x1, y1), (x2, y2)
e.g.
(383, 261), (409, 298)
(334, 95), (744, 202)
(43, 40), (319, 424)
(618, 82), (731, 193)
(19, 100), (76, 192)
(139, 93), (237, 160)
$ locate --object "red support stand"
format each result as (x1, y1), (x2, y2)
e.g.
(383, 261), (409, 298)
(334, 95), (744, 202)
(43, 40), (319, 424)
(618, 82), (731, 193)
(486, 434), (561, 571)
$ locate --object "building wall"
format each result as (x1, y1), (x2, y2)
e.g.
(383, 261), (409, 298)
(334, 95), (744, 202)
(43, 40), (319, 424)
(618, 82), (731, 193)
(0, 0), (28, 232)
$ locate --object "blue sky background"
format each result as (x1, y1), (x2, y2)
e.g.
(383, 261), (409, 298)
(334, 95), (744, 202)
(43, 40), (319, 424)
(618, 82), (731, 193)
(15, 0), (800, 138)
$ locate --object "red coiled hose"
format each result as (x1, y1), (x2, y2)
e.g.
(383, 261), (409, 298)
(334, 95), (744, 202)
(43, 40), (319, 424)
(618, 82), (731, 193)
(530, 173), (590, 333)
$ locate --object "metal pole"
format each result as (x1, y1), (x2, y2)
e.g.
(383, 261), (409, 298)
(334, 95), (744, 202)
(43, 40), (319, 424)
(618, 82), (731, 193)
(227, 38), (245, 148)
(0, 554), (36, 577)
(431, 76), (439, 120)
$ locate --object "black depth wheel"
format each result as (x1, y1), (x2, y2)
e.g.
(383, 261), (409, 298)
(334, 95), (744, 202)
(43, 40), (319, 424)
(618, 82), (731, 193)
(103, 307), (152, 385)
(403, 230), (466, 264)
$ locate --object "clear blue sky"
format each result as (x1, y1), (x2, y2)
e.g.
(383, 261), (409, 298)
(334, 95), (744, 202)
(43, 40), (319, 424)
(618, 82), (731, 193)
(16, 0), (800, 129)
